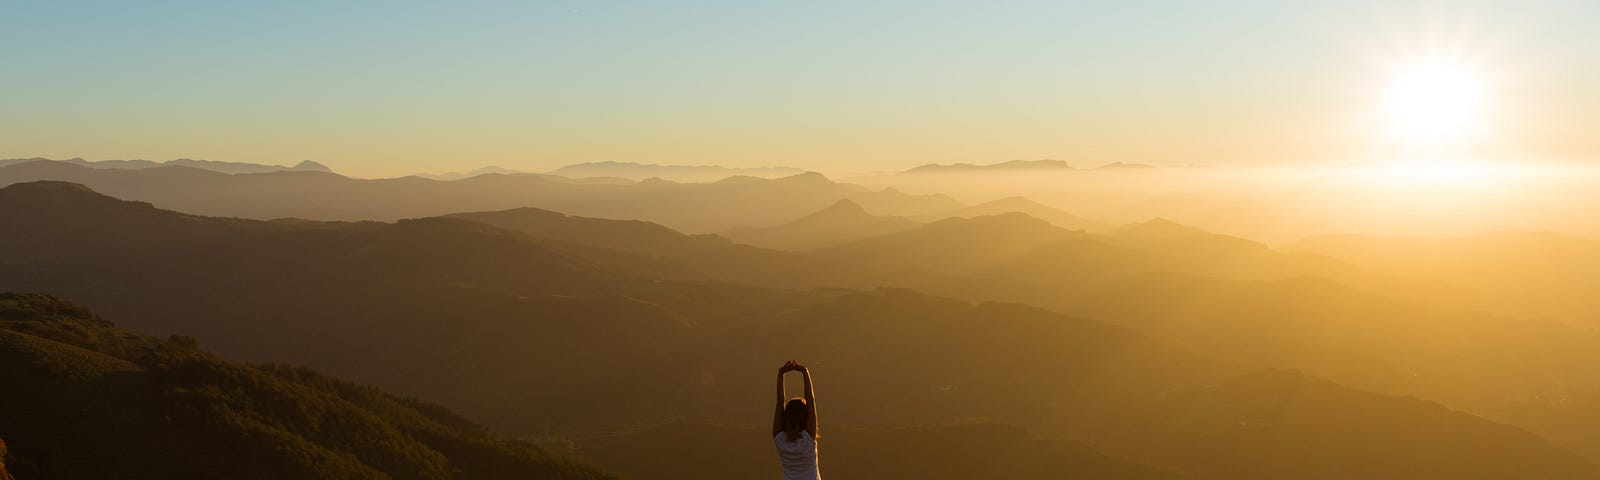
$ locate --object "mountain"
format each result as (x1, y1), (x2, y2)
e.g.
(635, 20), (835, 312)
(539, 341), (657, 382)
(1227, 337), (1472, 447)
(0, 292), (613, 480)
(547, 161), (804, 182)
(5, 183), (1595, 477)
(903, 159), (1073, 174)
(447, 207), (736, 258)
(0, 161), (960, 232)
(418, 166), (533, 181)
(809, 213), (1084, 280)
(1112, 217), (1212, 238)
(0, 181), (1201, 433)
(1287, 231), (1600, 327)
(1110, 370), (1599, 480)
(921, 196), (1104, 231)
(0, 181), (731, 430)
(442, 205), (839, 289)
(0, 157), (333, 174)
(571, 422), (1185, 480)
(722, 199), (923, 250)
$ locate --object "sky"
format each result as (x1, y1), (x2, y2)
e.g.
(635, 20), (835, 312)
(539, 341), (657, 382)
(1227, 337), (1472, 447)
(3, 0), (1598, 178)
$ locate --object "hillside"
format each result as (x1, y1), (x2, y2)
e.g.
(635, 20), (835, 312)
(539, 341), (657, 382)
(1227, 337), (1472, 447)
(722, 199), (923, 250)
(572, 422), (1185, 480)
(0, 293), (613, 480)
(1109, 370), (1599, 480)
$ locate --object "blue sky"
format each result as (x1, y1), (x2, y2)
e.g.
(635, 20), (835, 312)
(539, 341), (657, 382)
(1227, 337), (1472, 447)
(3, 0), (1596, 176)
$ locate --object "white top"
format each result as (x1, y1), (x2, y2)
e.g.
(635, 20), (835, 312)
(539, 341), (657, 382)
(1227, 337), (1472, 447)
(774, 431), (821, 480)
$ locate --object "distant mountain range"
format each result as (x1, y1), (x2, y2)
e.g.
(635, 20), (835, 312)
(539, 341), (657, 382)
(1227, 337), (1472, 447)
(547, 161), (804, 182)
(414, 165), (539, 181)
(904, 159), (1074, 174)
(0, 160), (959, 233)
(902, 160), (1157, 174)
(0, 157), (332, 175)
(6, 181), (1600, 478)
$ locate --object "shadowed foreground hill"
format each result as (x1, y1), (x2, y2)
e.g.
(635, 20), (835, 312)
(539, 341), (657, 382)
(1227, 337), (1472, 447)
(0, 438), (10, 480)
(0, 293), (613, 480)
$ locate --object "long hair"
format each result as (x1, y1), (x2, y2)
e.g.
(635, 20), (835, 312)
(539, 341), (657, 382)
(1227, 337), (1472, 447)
(782, 398), (808, 441)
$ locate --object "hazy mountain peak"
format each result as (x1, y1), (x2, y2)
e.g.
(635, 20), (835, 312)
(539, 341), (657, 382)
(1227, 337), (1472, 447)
(721, 197), (921, 250)
(546, 161), (803, 182)
(979, 196), (1048, 209)
(714, 175), (763, 184)
(928, 211), (1054, 230)
(291, 160), (333, 172)
(904, 159), (1073, 174)
(776, 171), (832, 183)
(1093, 161), (1157, 170)
(637, 177), (680, 186)
(813, 198), (868, 216)
(1114, 217), (1209, 238)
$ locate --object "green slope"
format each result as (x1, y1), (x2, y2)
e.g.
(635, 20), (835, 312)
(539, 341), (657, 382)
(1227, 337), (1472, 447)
(573, 422), (1185, 480)
(0, 293), (614, 480)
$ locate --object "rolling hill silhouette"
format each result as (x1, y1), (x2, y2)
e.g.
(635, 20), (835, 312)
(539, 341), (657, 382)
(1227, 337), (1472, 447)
(446, 206), (736, 258)
(0, 293), (613, 480)
(722, 199), (923, 250)
(1289, 231), (1600, 326)
(1108, 369), (1599, 480)
(919, 196), (1105, 231)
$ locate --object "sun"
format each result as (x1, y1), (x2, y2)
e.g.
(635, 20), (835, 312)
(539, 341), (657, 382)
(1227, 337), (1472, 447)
(1380, 59), (1490, 148)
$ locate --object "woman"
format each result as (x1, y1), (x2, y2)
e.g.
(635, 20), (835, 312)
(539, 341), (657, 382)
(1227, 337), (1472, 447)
(773, 360), (820, 480)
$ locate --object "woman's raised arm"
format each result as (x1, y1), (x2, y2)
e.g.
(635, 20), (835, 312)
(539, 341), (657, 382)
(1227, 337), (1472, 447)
(773, 363), (789, 436)
(800, 365), (818, 438)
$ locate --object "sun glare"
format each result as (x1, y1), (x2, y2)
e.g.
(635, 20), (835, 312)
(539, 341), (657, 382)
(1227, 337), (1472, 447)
(1381, 59), (1490, 148)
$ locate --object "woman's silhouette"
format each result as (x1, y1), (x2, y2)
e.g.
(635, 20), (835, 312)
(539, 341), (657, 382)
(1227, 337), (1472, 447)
(773, 360), (820, 480)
